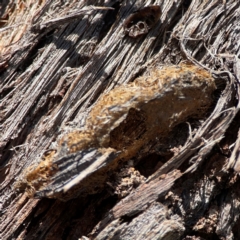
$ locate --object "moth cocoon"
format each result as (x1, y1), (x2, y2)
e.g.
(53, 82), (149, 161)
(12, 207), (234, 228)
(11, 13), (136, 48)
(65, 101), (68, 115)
(86, 64), (216, 152)
(16, 64), (216, 200)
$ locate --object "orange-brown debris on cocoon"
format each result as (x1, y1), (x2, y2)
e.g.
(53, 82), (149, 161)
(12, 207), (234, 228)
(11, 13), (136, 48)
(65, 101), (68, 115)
(15, 150), (57, 197)
(59, 130), (96, 153)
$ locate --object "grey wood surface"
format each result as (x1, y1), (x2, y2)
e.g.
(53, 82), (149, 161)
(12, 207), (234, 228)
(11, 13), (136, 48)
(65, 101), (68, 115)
(0, 0), (240, 239)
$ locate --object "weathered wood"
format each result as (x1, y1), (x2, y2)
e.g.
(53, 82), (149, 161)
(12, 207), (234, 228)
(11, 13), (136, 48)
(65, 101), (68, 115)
(0, 0), (240, 239)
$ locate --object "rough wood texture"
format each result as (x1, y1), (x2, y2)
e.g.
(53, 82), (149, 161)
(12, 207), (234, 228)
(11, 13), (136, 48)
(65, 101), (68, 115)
(0, 0), (240, 239)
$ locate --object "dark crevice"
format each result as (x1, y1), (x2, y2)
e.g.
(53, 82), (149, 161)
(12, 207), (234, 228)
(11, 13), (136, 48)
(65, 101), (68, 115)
(24, 199), (56, 238)
(120, 211), (142, 223)
(135, 121), (193, 178)
(0, 87), (14, 103)
(16, 30), (55, 74)
(60, 191), (118, 239)
(98, 1), (121, 42)
(0, 0), (11, 24)
(152, 0), (192, 55)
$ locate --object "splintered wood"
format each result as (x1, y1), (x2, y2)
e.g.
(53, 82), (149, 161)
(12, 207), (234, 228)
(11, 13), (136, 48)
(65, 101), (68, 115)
(15, 64), (216, 200)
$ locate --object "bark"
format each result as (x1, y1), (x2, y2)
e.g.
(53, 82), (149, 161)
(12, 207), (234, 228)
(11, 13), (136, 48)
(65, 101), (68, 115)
(0, 0), (240, 239)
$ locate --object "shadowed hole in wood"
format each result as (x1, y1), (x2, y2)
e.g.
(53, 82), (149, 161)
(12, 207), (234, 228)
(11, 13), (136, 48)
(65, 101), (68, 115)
(98, 1), (121, 42)
(109, 108), (147, 150)
(152, 0), (192, 54)
(16, 29), (55, 73)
